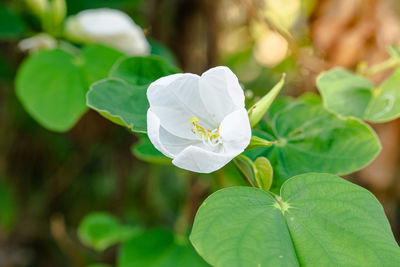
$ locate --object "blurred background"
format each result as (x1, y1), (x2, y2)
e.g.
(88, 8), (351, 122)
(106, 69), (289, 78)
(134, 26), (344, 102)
(1, 0), (400, 266)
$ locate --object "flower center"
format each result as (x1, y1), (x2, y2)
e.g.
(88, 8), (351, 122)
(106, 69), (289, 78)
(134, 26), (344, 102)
(190, 117), (221, 146)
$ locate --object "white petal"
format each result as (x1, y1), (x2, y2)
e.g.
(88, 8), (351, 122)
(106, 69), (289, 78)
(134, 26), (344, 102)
(147, 109), (174, 158)
(75, 8), (150, 55)
(199, 66), (245, 122)
(219, 108), (251, 154)
(147, 110), (202, 157)
(172, 146), (236, 173)
(77, 8), (134, 35)
(148, 74), (215, 139)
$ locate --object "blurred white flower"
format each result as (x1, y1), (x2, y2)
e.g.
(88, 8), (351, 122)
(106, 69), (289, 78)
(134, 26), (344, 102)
(18, 33), (57, 53)
(65, 8), (150, 56)
(147, 66), (251, 173)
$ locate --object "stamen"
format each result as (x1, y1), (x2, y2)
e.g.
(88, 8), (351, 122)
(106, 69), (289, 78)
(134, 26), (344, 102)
(190, 117), (221, 146)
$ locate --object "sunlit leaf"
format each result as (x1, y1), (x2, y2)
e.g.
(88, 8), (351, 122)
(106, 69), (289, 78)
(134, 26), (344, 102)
(317, 67), (400, 122)
(191, 173), (400, 266)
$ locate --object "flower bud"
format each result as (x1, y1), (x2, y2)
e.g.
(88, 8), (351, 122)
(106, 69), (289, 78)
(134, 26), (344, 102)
(248, 73), (285, 127)
(65, 8), (150, 56)
(246, 136), (275, 150)
(25, 0), (48, 17)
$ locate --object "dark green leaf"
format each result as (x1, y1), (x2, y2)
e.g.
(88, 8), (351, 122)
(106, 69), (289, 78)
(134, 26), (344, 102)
(0, 5), (25, 40)
(131, 135), (171, 164)
(118, 229), (209, 267)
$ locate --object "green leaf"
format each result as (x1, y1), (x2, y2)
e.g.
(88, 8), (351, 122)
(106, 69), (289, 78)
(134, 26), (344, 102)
(0, 4), (25, 40)
(233, 155), (273, 191)
(87, 78), (148, 132)
(0, 179), (17, 231)
(16, 49), (87, 132)
(190, 173), (400, 267)
(317, 67), (400, 122)
(80, 44), (124, 86)
(245, 96), (381, 190)
(253, 157), (273, 191)
(87, 56), (179, 132)
(118, 229), (209, 267)
(78, 212), (140, 251)
(131, 135), (171, 164)
(110, 56), (180, 86)
(149, 38), (178, 67)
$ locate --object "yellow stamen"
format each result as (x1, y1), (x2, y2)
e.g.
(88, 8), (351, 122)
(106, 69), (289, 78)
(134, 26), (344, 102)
(189, 117), (220, 145)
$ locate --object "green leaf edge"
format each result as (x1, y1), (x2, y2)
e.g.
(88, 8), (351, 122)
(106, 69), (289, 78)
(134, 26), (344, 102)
(86, 77), (147, 134)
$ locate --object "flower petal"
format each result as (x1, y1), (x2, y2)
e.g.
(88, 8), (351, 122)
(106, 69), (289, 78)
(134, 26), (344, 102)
(199, 66), (245, 122)
(172, 145), (236, 173)
(147, 109), (202, 157)
(148, 74), (215, 139)
(77, 8), (134, 35)
(219, 108), (251, 154)
(147, 109), (174, 158)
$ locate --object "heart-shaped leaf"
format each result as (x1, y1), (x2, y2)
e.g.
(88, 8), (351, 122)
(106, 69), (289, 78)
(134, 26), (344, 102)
(190, 173), (400, 266)
(16, 49), (87, 132)
(317, 67), (400, 122)
(245, 95), (381, 190)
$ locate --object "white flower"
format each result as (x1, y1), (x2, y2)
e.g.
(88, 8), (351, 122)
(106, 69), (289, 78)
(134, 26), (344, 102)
(147, 66), (251, 173)
(65, 8), (150, 56)
(18, 33), (57, 53)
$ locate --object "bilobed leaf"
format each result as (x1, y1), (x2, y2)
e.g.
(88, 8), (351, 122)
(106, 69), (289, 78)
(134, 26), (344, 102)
(78, 212), (140, 251)
(80, 44), (124, 86)
(0, 4), (25, 40)
(317, 67), (400, 122)
(131, 135), (171, 164)
(87, 56), (179, 132)
(245, 95), (381, 190)
(16, 49), (87, 132)
(118, 229), (209, 267)
(190, 173), (400, 267)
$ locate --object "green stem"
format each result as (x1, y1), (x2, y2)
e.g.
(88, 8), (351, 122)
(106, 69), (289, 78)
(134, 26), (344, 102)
(363, 57), (400, 77)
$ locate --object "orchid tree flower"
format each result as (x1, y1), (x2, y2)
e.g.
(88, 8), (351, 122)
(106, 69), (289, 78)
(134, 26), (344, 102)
(65, 8), (150, 56)
(147, 66), (252, 173)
